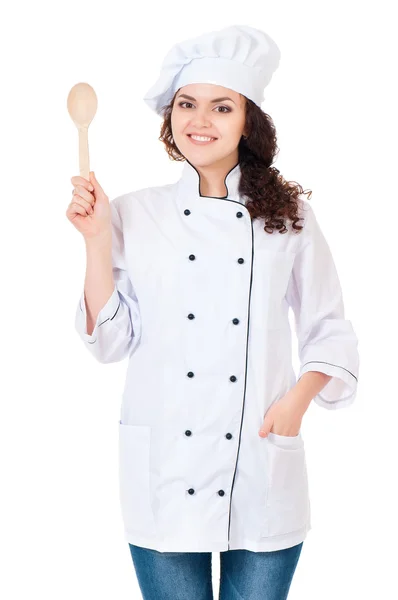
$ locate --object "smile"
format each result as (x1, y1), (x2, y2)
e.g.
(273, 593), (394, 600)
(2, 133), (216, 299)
(187, 134), (217, 145)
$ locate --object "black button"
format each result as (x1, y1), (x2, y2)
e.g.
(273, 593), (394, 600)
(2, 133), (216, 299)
(232, 318), (239, 325)
(185, 430), (192, 436)
(236, 211), (243, 218)
(188, 313), (195, 320)
(230, 375), (237, 382)
(218, 490), (225, 496)
(184, 209), (191, 215)
(225, 433), (233, 440)
(189, 254), (196, 261)
(187, 371), (194, 378)
(188, 488), (195, 495)
(237, 258), (244, 264)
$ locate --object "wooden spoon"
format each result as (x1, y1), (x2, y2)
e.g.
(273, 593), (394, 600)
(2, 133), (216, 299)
(67, 82), (98, 181)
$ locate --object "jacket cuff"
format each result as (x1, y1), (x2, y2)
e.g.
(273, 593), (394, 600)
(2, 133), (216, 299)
(298, 361), (358, 410)
(78, 284), (120, 343)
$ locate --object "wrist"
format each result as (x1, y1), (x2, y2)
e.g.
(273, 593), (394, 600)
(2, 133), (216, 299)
(292, 371), (332, 410)
(84, 230), (112, 248)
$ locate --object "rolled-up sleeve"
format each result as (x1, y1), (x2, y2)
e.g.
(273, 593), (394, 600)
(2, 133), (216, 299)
(286, 200), (359, 409)
(74, 197), (142, 363)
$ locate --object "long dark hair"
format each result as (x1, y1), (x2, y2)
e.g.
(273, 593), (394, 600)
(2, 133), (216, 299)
(158, 91), (312, 235)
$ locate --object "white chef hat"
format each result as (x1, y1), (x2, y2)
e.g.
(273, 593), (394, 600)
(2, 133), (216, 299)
(143, 24), (281, 117)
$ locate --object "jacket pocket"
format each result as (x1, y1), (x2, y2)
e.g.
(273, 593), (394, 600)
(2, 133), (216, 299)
(118, 420), (157, 536)
(262, 431), (310, 537)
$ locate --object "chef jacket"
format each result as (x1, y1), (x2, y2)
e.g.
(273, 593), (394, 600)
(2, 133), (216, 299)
(75, 160), (359, 553)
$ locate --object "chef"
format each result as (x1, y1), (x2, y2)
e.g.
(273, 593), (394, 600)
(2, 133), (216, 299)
(74, 25), (360, 556)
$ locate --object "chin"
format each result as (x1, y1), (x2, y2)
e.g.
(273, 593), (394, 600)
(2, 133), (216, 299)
(182, 146), (226, 164)
(182, 151), (217, 165)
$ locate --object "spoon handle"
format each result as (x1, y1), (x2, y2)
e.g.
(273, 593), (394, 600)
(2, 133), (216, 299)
(78, 126), (90, 181)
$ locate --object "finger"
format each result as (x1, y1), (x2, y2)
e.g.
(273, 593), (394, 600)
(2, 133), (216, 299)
(71, 196), (94, 216)
(71, 175), (94, 192)
(73, 195), (94, 215)
(67, 202), (87, 218)
(73, 185), (95, 205)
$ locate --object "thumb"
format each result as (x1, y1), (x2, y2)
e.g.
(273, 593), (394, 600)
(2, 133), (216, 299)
(89, 171), (99, 188)
(259, 418), (273, 438)
(89, 171), (107, 199)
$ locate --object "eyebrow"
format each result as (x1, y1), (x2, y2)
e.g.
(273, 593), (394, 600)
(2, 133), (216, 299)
(176, 93), (236, 105)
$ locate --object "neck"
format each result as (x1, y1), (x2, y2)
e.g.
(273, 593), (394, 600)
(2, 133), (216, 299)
(191, 154), (240, 198)
(178, 158), (242, 204)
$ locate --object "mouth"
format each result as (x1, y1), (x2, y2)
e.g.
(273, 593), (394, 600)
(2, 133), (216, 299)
(187, 134), (218, 145)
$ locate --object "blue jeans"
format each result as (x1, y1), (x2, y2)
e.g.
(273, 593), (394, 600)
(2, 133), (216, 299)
(128, 542), (304, 599)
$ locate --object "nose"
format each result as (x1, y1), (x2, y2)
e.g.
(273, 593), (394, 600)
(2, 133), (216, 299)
(191, 109), (212, 128)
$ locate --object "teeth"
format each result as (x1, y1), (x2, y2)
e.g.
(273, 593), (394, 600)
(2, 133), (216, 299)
(190, 135), (215, 141)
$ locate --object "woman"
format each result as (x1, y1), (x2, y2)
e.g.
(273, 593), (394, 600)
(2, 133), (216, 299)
(68, 25), (359, 600)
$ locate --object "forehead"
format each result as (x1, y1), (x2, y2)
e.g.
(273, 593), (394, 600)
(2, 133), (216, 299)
(176, 83), (242, 102)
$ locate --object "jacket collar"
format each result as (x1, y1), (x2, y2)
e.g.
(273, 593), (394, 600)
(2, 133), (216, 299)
(176, 159), (245, 205)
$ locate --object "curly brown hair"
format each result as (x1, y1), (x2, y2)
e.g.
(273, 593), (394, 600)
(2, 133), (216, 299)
(159, 91), (312, 235)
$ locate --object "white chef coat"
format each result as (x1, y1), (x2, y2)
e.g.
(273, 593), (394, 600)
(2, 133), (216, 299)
(75, 160), (359, 553)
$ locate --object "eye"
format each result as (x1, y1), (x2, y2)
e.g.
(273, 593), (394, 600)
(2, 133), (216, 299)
(178, 101), (231, 113)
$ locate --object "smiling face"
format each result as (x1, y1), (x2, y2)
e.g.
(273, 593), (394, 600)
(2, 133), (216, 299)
(170, 83), (247, 169)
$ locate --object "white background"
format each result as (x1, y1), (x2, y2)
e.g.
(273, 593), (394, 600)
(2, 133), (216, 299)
(1, 1), (396, 598)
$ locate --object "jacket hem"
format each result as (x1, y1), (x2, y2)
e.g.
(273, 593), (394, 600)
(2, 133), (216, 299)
(229, 522), (311, 552)
(122, 521), (311, 553)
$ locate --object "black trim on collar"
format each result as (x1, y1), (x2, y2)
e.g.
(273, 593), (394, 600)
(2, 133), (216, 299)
(185, 158), (241, 200)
